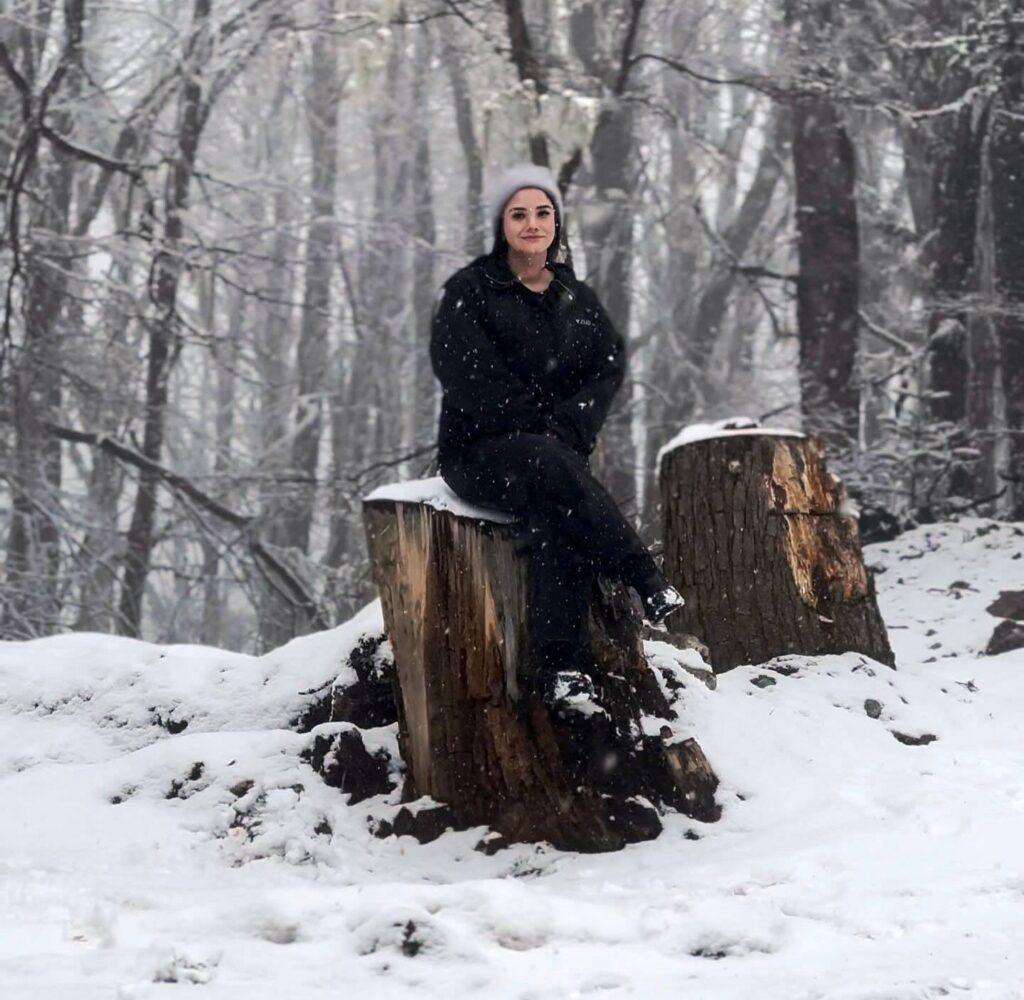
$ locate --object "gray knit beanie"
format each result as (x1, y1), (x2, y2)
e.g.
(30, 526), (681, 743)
(487, 164), (564, 231)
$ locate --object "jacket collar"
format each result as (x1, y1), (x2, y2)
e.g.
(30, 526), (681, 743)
(478, 253), (576, 301)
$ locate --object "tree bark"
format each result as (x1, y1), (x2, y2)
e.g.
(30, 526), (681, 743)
(966, 125), (1000, 502)
(990, 66), (1024, 518)
(660, 432), (894, 672)
(889, 2), (986, 429)
(923, 105), (986, 426)
(791, 92), (860, 450)
(363, 485), (720, 852)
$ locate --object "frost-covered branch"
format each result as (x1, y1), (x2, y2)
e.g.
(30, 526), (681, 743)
(41, 422), (329, 630)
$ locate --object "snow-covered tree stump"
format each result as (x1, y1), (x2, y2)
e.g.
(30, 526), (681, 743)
(659, 422), (894, 672)
(362, 478), (720, 853)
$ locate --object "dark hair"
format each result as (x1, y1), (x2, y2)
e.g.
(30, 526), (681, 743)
(490, 193), (572, 268)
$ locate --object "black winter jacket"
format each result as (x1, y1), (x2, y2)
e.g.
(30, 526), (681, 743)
(430, 253), (625, 461)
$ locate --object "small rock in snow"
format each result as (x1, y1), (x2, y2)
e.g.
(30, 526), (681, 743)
(985, 619), (1024, 656)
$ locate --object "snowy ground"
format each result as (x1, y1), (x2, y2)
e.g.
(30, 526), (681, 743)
(2, 519), (1023, 999)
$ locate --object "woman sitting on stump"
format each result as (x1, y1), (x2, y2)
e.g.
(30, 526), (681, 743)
(430, 164), (683, 704)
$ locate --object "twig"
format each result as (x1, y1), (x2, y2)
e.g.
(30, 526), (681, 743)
(858, 309), (915, 354)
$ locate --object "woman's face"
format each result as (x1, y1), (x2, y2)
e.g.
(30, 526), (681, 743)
(502, 188), (556, 257)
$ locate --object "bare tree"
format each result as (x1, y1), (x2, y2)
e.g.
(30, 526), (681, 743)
(568, 0), (648, 515)
(1, 0), (86, 636)
(785, 0), (860, 451)
(986, 12), (1024, 516)
(118, 0), (282, 636)
(441, 28), (486, 257)
(277, 0), (342, 557)
(118, 0), (217, 635)
(1, 0), (1018, 650)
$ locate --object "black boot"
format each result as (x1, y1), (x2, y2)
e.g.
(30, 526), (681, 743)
(532, 640), (596, 711)
(642, 585), (685, 628)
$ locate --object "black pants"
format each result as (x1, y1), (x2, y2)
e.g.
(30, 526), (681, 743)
(440, 433), (665, 653)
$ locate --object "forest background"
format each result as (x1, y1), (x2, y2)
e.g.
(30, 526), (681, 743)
(1, 0), (1020, 651)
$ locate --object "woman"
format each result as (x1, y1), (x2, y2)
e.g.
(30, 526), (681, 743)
(430, 164), (683, 702)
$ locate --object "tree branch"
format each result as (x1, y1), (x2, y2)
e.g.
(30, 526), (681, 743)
(41, 422), (329, 629)
(858, 309), (915, 354)
(625, 52), (783, 96)
(39, 123), (144, 181)
(0, 40), (32, 113)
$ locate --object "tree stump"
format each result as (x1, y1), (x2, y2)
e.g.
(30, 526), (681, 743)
(363, 478), (720, 853)
(659, 424), (894, 672)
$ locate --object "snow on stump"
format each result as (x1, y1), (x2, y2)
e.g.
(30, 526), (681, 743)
(362, 478), (720, 853)
(659, 420), (895, 673)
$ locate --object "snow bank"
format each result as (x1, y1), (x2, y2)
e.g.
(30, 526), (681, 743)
(0, 519), (1023, 999)
(0, 600), (384, 762)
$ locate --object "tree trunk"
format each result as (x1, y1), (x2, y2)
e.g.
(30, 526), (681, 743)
(660, 431), (894, 672)
(73, 197), (134, 633)
(363, 482), (720, 852)
(441, 30), (486, 258)
(569, 1), (648, 523)
(280, 0), (341, 558)
(4, 259), (64, 638)
(253, 68), (300, 648)
(502, 0), (550, 166)
(582, 104), (639, 519)
(889, 0), (986, 431)
(73, 445), (124, 632)
(406, 27), (438, 464)
(923, 105), (986, 426)
(639, 22), (702, 533)
(991, 72), (1024, 518)
(791, 93), (861, 451)
(361, 26), (415, 478)
(200, 274), (241, 647)
(1, 0), (85, 637)
(966, 125), (1000, 502)
(117, 0), (212, 636)
(691, 108), (786, 365)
